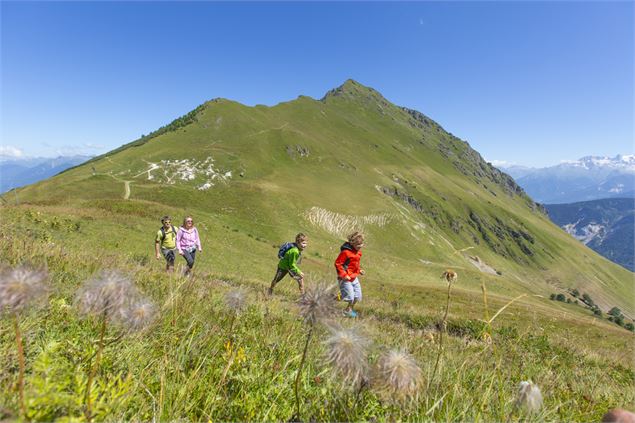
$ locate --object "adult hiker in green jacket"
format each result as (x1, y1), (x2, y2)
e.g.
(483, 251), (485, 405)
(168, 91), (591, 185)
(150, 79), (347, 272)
(268, 233), (308, 296)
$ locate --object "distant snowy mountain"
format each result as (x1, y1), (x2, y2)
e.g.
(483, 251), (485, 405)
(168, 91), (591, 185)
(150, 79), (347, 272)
(545, 198), (634, 272)
(0, 155), (92, 194)
(498, 155), (635, 204)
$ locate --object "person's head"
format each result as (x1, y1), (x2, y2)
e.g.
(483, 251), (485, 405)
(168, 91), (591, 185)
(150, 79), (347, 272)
(347, 231), (364, 250)
(161, 215), (172, 228)
(295, 233), (308, 250)
(182, 216), (194, 229)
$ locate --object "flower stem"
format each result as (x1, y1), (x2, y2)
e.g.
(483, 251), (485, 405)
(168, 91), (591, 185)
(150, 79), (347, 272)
(14, 315), (26, 420)
(85, 315), (107, 422)
(431, 280), (453, 389)
(294, 325), (314, 421)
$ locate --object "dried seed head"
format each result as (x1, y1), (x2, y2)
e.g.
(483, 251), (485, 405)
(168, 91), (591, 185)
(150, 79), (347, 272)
(516, 381), (543, 412)
(373, 349), (422, 404)
(298, 283), (337, 325)
(323, 324), (370, 389)
(76, 270), (137, 322)
(0, 266), (49, 314)
(122, 299), (156, 331)
(224, 289), (247, 314)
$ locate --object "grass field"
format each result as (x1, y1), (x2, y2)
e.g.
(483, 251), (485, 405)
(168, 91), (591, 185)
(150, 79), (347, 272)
(0, 203), (633, 421)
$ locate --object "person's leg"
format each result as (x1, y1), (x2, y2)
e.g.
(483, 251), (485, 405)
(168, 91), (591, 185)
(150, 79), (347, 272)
(339, 280), (354, 314)
(269, 268), (288, 294)
(190, 249), (196, 268)
(289, 270), (304, 294)
(350, 279), (362, 312)
(182, 249), (195, 275)
(163, 249), (175, 273)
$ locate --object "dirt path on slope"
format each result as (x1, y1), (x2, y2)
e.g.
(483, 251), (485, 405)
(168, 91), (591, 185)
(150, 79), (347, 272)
(124, 181), (131, 200)
(96, 172), (132, 200)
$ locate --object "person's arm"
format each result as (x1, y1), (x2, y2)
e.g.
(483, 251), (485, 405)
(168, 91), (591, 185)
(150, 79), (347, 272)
(288, 249), (302, 275)
(334, 251), (350, 280)
(176, 229), (184, 254)
(195, 228), (202, 252)
(155, 231), (162, 259)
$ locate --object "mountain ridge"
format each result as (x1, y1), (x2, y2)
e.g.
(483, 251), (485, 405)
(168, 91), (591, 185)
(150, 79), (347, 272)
(499, 155), (635, 203)
(6, 80), (633, 316)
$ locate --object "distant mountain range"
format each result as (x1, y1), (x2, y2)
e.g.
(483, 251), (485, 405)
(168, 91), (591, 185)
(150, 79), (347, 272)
(0, 155), (92, 194)
(499, 155), (635, 204)
(545, 198), (634, 272)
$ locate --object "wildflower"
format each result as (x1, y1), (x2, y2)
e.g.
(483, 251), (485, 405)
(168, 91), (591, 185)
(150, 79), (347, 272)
(224, 289), (247, 314)
(122, 299), (156, 331)
(373, 349), (422, 403)
(0, 266), (49, 420)
(516, 380), (543, 412)
(0, 266), (49, 314)
(323, 324), (370, 389)
(298, 283), (337, 325)
(76, 270), (137, 322)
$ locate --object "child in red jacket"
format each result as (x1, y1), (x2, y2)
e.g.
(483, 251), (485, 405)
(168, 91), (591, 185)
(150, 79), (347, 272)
(334, 231), (365, 317)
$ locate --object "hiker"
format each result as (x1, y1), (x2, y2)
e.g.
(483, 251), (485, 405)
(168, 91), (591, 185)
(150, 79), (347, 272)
(176, 216), (202, 277)
(268, 233), (308, 295)
(335, 231), (365, 318)
(155, 215), (177, 272)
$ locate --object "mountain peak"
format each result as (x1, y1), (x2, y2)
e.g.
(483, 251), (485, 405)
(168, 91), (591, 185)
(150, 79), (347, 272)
(321, 79), (390, 105)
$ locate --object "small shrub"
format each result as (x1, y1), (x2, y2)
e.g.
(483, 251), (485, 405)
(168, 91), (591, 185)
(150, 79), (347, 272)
(550, 294), (556, 300)
(608, 307), (622, 317)
(625, 322), (634, 332)
(614, 315), (625, 327)
(594, 308), (602, 316)
(571, 288), (580, 297)
(556, 294), (566, 302)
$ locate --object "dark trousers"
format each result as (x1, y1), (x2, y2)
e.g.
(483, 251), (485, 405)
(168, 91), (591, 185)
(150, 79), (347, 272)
(182, 249), (197, 269)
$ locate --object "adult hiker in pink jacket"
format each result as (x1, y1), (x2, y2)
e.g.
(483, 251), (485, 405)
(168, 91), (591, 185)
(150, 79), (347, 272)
(176, 215), (202, 276)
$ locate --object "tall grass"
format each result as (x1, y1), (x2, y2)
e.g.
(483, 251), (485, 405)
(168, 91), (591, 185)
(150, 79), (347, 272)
(0, 213), (633, 422)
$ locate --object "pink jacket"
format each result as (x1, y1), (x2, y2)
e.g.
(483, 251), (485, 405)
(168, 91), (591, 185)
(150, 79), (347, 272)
(176, 227), (201, 253)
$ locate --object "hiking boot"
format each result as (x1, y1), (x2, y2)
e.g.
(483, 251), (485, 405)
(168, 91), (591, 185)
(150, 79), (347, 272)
(267, 287), (274, 296)
(343, 310), (358, 318)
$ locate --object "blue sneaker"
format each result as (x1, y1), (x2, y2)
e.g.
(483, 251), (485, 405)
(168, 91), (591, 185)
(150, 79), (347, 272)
(347, 310), (358, 318)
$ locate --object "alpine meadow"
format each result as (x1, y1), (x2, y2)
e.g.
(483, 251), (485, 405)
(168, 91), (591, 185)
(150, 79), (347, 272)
(1, 80), (633, 422)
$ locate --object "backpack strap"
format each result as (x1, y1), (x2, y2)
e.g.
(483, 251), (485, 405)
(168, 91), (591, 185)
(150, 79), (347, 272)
(160, 225), (177, 242)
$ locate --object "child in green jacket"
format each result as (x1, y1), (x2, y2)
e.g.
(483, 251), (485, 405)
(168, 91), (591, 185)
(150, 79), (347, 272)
(268, 233), (308, 295)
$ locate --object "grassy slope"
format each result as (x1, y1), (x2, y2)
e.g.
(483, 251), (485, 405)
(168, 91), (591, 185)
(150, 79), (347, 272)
(0, 205), (633, 421)
(9, 80), (632, 317)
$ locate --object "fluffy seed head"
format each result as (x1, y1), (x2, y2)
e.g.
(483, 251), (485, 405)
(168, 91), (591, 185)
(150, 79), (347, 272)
(122, 299), (156, 331)
(373, 349), (422, 403)
(224, 289), (247, 314)
(298, 283), (337, 325)
(323, 324), (370, 389)
(0, 266), (49, 314)
(516, 381), (543, 412)
(76, 270), (138, 322)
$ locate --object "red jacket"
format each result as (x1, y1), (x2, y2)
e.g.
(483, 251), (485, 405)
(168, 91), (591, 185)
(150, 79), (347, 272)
(334, 243), (362, 281)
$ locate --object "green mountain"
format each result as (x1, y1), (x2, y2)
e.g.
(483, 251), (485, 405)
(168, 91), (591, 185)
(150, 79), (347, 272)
(7, 79), (633, 315)
(2, 80), (634, 422)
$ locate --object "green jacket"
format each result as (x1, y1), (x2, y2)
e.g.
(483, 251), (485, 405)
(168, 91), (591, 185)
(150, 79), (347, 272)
(278, 246), (302, 274)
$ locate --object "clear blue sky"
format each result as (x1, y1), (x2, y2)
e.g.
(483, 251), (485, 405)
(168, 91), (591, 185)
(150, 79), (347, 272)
(1, 1), (633, 167)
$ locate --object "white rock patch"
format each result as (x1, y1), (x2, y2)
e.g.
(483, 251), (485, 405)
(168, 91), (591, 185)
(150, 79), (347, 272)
(304, 206), (391, 238)
(136, 157), (232, 190)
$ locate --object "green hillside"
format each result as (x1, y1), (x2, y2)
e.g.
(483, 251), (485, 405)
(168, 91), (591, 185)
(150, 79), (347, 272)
(9, 79), (633, 316)
(1, 80), (634, 421)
